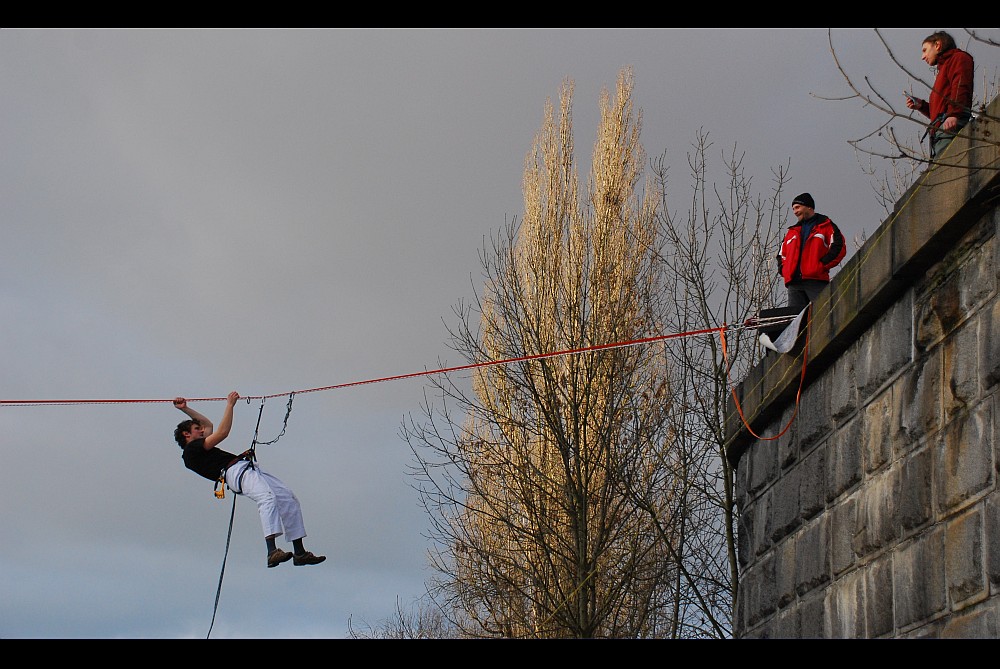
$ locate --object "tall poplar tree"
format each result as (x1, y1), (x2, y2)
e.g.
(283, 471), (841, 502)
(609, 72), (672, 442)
(405, 68), (685, 637)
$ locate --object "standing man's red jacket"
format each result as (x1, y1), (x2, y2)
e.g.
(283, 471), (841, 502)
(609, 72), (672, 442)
(915, 46), (974, 136)
(778, 215), (846, 285)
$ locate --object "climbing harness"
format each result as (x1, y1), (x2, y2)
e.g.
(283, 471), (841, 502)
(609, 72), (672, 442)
(211, 393), (294, 500)
(213, 450), (254, 499)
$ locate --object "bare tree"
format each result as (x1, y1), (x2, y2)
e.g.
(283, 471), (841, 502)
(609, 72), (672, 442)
(403, 68), (686, 638)
(347, 597), (460, 639)
(822, 28), (1000, 211)
(630, 131), (789, 637)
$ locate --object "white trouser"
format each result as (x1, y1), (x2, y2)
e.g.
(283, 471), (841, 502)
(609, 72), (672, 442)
(225, 460), (307, 542)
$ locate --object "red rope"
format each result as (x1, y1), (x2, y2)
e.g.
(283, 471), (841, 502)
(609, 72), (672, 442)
(0, 325), (729, 407)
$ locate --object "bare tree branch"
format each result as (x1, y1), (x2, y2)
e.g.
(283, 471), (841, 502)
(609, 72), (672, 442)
(964, 28), (1000, 48)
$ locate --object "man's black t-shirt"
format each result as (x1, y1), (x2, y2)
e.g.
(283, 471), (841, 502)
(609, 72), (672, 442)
(182, 438), (237, 481)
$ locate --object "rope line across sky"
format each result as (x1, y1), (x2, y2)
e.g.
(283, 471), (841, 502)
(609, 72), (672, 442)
(0, 318), (794, 407)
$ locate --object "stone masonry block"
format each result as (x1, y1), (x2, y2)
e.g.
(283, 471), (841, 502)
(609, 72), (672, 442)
(797, 373), (831, 452)
(964, 225), (996, 311)
(857, 293), (912, 399)
(734, 575), (747, 634)
(941, 602), (998, 638)
(896, 445), (933, 535)
(819, 258), (861, 361)
(943, 319), (981, 417)
(827, 416), (862, 502)
(945, 508), (985, 607)
(829, 343), (858, 422)
(770, 464), (801, 543)
(857, 207), (901, 312)
(737, 504), (752, 570)
(795, 516), (831, 597)
(914, 215), (993, 352)
(994, 394), (1000, 479)
(739, 495), (757, 561)
(799, 441), (826, 521)
(749, 552), (777, 626)
(893, 529), (947, 630)
(774, 536), (798, 609)
(938, 405), (993, 514)
(995, 207), (1000, 283)
(798, 593), (827, 638)
(896, 347), (942, 447)
(854, 467), (899, 557)
(772, 606), (800, 639)
(945, 211), (993, 295)
(752, 487), (774, 558)
(967, 105), (1000, 190)
(894, 164), (970, 273)
(737, 564), (756, 630)
(979, 297), (1000, 390)
(776, 403), (799, 469)
(806, 286), (836, 362)
(915, 267), (966, 354)
(986, 492), (1000, 588)
(748, 433), (778, 497)
(741, 364), (773, 419)
(735, 453), (748, 506)
(826, 569), (865, 638)
(831, 495), (858, 577)
(994, 206), (1000, 281)
(865, 558), (895, 638)
(862, 388), (893, 474)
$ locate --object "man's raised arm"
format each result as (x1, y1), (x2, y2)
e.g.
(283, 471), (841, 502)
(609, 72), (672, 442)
(173, 396), (214, 434)
(203, 391), (239, 449)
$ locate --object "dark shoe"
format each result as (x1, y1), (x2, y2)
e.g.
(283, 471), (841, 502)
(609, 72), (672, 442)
(293, 551), (326, 566)
(267, 548), (293, 568)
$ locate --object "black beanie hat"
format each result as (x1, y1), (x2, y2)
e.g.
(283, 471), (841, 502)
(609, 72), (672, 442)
(792, 192), (815, 209)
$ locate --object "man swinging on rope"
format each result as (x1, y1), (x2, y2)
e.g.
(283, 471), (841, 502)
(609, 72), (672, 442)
(173, 392), (326, 568)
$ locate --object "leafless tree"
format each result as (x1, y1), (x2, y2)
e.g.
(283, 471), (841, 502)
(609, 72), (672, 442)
(347, 597), (460, 639)
(632, 131), (789, 637)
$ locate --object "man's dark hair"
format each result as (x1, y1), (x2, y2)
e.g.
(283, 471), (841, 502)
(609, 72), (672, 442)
(175, 419), (200, 448)
(924, 31), (957, 52)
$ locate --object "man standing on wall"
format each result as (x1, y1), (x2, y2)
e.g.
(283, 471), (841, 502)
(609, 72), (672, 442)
(777, 193), (846, 311)
(905, 30), (975, 160)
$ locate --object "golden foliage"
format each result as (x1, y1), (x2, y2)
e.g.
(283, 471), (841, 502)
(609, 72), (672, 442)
(451, 67), (678, 638)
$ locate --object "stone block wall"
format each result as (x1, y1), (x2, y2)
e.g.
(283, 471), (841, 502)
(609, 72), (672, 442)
(727, 98), (1000, 638)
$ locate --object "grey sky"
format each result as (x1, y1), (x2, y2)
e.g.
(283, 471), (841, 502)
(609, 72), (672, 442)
(2, 27), (994, 638)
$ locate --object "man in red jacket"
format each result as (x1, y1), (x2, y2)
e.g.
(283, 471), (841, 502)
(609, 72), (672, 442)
(905, 30), (974, 160)
(777, 193), (846, 310)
